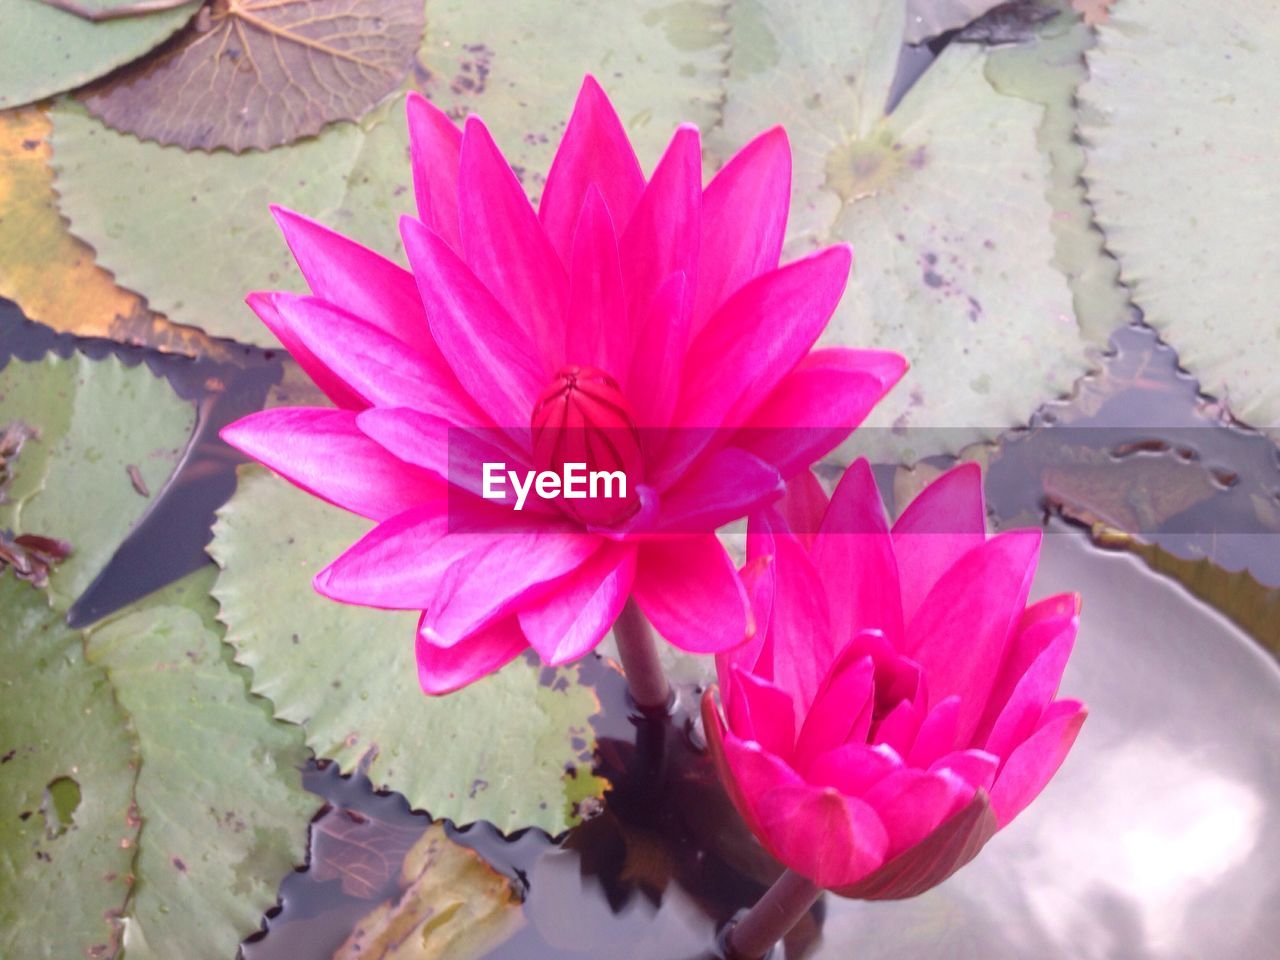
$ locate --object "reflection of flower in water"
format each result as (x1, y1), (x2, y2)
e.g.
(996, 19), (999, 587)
(1024, 737), (1263, 956)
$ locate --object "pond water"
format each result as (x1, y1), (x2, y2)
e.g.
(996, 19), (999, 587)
(3, 289), (1278, 960)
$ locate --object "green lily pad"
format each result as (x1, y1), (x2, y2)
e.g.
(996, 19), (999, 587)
(419, 0), (729, 199)
(209, 465), (603, 836)
(713, 0), (1101, 462)
(1078, 0), (1280, 432)
(0, 574), (139, 960)
(48, 97), (412, 348)
(0, 0), (200, 110)
(85, 566), (318, 960)
(0, 353), (195, 611)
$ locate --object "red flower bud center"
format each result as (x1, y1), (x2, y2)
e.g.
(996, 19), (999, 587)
(530, 366), (643, 527)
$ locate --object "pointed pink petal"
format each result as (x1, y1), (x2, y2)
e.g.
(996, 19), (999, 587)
(717, 553), (774, 684)
(892, 462), (988, 624)
(632, 534), (750, 653)
(271, 293), (482, 423)
(246, 292), (364, 411)
(354, 407), (536, 509)
(863, 768), (974, 858)
(989, 700), (1087, 828)
(270, 206), (435, 356)
(746, 508), (835, 708)
(628, 272), (690, 439)
(984, 632), (1076, 760)
(458, 116), (568, 364)
(904, 529), (1042, 743)
(807, 742), (903, 796)
(727, 666), (797, 760)
(221, 409), (442, 521)
(703, 692), (773, 844)
(619, 125), (701, 340)
(734, 349), (907, 479)
(693, 126), (791, 333)
(415, 614), (527, 695)
(655, 448), (782, 533)
(406, 92), (462, 251)
(566, 187), (629, 377)
(662, 245), (853, 483)
(811, 459), (904, 646)
(874, 698), (925, 758)
(517, 543), (636, 665)
(539, 76), (645, 265)
(907, 696), (960, 769)
(777, 468), (829, 550)
(929, 750), (999, 793)
(401, 216), (547, 436)
(792, 651), (875, 773)
(973, 593), (1079, 746)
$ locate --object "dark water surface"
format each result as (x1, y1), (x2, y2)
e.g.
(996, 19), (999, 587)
(3, 289), (1279, 960)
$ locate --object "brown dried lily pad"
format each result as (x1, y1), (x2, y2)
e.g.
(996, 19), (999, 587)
(79, 0), (425, 152)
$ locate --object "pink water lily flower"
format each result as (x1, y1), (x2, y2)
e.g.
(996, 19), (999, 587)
(702, 460), (1086, 897)
(221, 77), (906, 694)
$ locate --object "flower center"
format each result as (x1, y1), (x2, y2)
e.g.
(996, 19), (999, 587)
(530, 365), (643, 527)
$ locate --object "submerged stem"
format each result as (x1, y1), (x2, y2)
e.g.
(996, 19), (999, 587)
(727, 869), (823, 960)
(612, 598), (671, 711)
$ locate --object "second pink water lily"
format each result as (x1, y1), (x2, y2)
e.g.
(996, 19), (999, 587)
(222, 77), (906, 693)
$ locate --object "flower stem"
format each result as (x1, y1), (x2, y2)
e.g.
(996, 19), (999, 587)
(613, 598), (671, 711)
(727, 869), (823, 960)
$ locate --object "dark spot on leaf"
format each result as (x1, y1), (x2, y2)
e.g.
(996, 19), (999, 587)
(171, 855), (187, 872)
(923, 271), (945, 288)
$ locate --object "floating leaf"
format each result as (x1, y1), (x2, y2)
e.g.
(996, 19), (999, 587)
(713, 0), (1100, 462)
(49, 97), (410, 347)
(209, 466), (603, 835)
(334, 824), (524, 960)
(0, 105), (228, 358)
(81, 0), (425, 152)
(419, 0), (729, 201)
(85, 565), (319, 960)
(0, 575), (139, 960)
(0, 0), (200, 109)
(0, 353), (196, 611)
(311, 806), (426, 900)
(904, 0), (1008, 43)
(1079, 0), (1280, 433)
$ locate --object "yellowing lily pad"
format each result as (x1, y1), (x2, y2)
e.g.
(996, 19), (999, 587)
(209, 466), (604, 835)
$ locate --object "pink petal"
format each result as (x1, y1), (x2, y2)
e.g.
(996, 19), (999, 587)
(632, 534), (750, 653)
(458, 116), (568, 366)
(539, 76), (645, 265)
(874, 698), (925, 758)
(406, 92), (462, 251)
(220, 408), (442, 521)
(655, 447), (782, 533)
(973, 593), (1079, 746)
(354, 407), (535, 509)
(718, 553), (774, 683)
(907, 695), (960, 769)
(984, 632), (1076, 760)
(662, 245), (853, 483)
(989, 700), (1087, 828)
(517, 543), (636, 665)
(904, 529), (1042, 743)
(270, 293), (482, 424)
(747, 508), (835, 708)
(792, 649), (875, 773)
(892, 462), (988, 625)
(246, 292), (364, 411)
(734, 349), (907, 480)
(726, 666), (797, 760)
(270, 206), (435, 355)
(929, 750), (999, 793)
(777, 468), (829, 550)
(812, 459), (903, 646)
(693, 126), (791, 333)
(807, 742), (903, 796)
(619, 125), (701, 341)
(627, 271), (690, 435)
(863, 768), (974, 859)
(401, 216), (547, 437)
(415, 614), (527, 695)
(565, 187), (629, 378)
